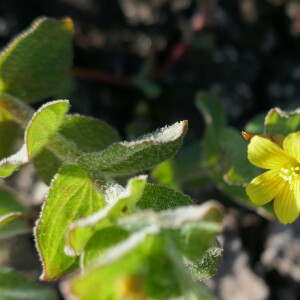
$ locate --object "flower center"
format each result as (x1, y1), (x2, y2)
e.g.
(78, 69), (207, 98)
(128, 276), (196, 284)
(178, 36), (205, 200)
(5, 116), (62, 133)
(279, 165), (300, 182)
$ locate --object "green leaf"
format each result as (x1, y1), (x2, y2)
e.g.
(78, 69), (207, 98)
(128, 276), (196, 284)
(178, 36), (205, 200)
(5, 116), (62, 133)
(0, 187), (29, 239)
(34, 115), (121, 184)
(137, 183), (193, 211)
(0, 100), (70, 178)
(34, 164), (107, 280)
(0, 146), (27, 178)
(265, 107), (300, 136)
(0, 186), (26, 215)
(33, 148), (62, 184)
(196, 92), (226, 167)
(196, 92), (226, 133)
(244, 113), (265, 134)
(186, 238), (223, 280)
(59, 115), (121, 152)
(65, 175), (147, 256)
(220, 183), (275, 220)
(79, 120), (188, 176)
(0, 187), (30, 239)
(61, 228), (215, 300)
(0, 17), (73, 103)
(220, 127), (260, 185)
(0, 268), (59, 300)
(0, 108), (20, 159)
(26, 100), (69, 158)
(82, 227), (129, 268)
(119, 202), (222, 261)
(0, 121), (19, 159)
(151, 160), (180, 190)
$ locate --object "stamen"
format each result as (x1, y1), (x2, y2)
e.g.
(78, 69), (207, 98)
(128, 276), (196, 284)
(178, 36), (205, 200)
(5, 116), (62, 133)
(279, 166), (300, 183)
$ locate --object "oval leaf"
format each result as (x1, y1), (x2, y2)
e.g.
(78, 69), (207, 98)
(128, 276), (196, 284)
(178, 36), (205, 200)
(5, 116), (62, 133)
(0, 100), (69, 178)
(34, 164), (107, 280)
(0, 17), (73, 102)
(79, 121), (188, 176)
(137, 183), (193, 211)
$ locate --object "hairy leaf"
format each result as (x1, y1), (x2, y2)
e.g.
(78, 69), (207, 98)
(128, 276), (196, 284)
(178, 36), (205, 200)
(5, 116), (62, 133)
(34, 164), (107, 280)
(265, 107), (300, 136)
(137, 183), (193, 211)
(0, 100), (69, 178)
(79, 121), (188, 176)
(61, 228), (215, 300)
(118, 202), (222, 260)
(34, 115), (121, 184)
(0, 17), (73, 102)
(186, 239), (223, 280)
(82, 227), (130, 268)
(65, 176), (147, 256)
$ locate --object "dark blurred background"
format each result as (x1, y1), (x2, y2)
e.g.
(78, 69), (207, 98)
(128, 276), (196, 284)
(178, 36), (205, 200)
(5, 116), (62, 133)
(1, 1), (300, 299)
(1, 0), (300, 137)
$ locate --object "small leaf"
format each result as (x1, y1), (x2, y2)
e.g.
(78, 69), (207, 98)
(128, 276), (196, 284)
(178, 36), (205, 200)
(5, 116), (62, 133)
(0, 108), (20, 159)
(34, 164), (107, 280)
(196, 92), (226, 167)
(79, 121), (188, 176)
(0, 268), (59, 300)
(220, 127), (260, 185)
(186, 238), (223, 280)
(82, 227), (129, 268)
(244, 113), (265, 134)
(0, 185), (26, 216)
(0, 17), (73, 103)
(195, 92), (226, 132)
(137, 183), (193, 211)
(26, 100), (69, 158)
(0, 100), (69, 178)
(0, 145), (28, 178)
(151, 160), (180, 190)
(265, 107), (300, 136)
(0, 186), (30, 239)
(65, 176), (147, 256)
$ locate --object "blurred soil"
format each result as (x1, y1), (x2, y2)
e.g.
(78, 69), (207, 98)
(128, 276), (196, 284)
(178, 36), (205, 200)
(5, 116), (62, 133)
(1, 1), (300, 299)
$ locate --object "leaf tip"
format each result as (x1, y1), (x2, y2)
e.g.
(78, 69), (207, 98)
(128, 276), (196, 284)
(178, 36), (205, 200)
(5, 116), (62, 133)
(62, 17), (74, 33)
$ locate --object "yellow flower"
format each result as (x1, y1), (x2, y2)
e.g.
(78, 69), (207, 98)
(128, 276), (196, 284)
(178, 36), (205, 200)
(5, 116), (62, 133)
(246, 132), (300, 224)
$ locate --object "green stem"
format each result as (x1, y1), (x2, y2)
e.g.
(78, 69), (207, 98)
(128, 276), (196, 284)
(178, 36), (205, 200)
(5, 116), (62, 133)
(0, 93), (34, 126)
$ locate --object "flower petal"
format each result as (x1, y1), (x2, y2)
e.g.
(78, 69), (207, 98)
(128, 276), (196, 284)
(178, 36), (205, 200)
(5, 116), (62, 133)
(273, 180), (300, 224)
(283, 132), (300, 163)
(246, 169), (284, 205)
(248, 135), (290, 169)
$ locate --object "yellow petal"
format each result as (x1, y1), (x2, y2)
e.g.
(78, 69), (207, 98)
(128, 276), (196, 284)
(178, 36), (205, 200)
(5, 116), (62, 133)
(283, 132), (300, 163)
(273, 179), (300, 224)
(246, 169), (284, 205)
(248, 135), (290, 169)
